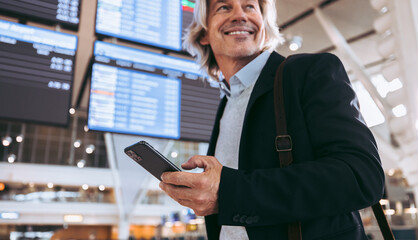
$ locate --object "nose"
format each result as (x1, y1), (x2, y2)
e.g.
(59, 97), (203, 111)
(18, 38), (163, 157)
(230, 5), (248, 23)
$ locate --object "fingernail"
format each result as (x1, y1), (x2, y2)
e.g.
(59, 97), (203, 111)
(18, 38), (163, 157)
(159, 182), (164, 189)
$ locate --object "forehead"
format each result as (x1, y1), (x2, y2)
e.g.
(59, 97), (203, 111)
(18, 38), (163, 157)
(208, 0), (260, 7)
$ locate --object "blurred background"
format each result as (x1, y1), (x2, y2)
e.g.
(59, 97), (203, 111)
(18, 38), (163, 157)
(0, 0), (418, 239)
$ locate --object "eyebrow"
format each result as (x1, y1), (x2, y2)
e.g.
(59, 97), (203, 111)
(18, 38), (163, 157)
(211, 0), (227, 11)
(213, 0), (256, 6)
(213, 0), (227, 6)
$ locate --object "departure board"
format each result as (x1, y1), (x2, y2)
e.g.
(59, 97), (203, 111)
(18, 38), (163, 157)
(0, 0), (81, 30)
(95, 0), (195, 51)
(0, 19), (77, 126)
(88, 41), (220, 141)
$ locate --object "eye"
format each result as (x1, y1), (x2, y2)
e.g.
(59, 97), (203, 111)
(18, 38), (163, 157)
(216, 5), (229, 12)
(246, 4), (256, 10)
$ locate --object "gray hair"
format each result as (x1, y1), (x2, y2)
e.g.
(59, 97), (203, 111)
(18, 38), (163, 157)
(183, 0), (284, 80)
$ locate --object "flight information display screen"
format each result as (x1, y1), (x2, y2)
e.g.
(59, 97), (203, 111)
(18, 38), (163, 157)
(88, 41), (219, 141)
(0, 0), (81, 29)
(0, 19), (77, 126)
(95, 0), (195, 51)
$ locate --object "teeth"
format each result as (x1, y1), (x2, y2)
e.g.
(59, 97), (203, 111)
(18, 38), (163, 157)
(228, 31), (250, 35)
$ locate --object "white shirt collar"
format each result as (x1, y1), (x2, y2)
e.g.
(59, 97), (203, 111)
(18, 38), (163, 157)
(234, 51), (271, 89)
(220, 51), (271, 98)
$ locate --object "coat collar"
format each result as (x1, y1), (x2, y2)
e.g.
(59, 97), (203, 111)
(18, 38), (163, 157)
(244, 52), (286, 121)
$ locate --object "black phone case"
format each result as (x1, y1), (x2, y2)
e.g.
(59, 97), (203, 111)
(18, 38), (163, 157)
(124, 141), (181, 181)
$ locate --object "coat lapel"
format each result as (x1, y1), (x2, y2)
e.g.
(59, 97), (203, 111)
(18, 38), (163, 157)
(244, 52), (286, 119)
(207, 96), (227, 156)
(238, 52), (285, 169)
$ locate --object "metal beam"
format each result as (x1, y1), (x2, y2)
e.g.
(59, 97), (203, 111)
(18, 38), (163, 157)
(314, 7), (393, 121)
(105, 133), (129, 240)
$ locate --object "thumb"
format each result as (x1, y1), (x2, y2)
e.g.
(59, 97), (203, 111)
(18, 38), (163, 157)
(181, 155), (210, 170)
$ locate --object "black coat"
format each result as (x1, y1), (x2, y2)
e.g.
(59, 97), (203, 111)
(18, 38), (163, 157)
(205, 52), (385, 239)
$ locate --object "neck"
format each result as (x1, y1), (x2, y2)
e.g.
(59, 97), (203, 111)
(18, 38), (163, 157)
(217, 53), (262, 83)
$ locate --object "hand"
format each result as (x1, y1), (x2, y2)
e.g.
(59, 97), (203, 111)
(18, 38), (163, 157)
(159, 155), (223, 216)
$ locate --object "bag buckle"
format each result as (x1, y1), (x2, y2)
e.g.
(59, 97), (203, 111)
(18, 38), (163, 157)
(275, 135), (292, 152)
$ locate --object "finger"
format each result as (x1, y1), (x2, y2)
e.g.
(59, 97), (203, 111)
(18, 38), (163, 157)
(181, 155), (213, 170)
(160, 181), (199, 199)
(159, 182), (205, 209)
(159, 182), (216, 214)
(161, 171), (204, 188)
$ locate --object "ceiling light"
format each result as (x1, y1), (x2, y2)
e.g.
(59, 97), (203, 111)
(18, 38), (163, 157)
(69, 108), (75, 115)
(64, 214), (83, 223)
(392, 104), (407, 117)
(171, 151), (178, 158)
(380, 6), (388, 14)
(82, 184), (89, 190)
(351, 81), (385, 127)
(370, 0), (388, 11)
(189, 218), (205, 225)
(84, 125), (89, 132)
(387, 168), (395, 176)
(7, 154), (16, 163)
(2, 136), (12, 147)
(85, 144), (95, 154)
(98, 185), (105, 191)
(77, 159), (86, 168)
(371, 74), (389, 97)
(404, 208), (418, 214)
(16, 135), (24, 143)
(0, 212), (19, 220)
(384, 209), (395, 215)
(288, 36), (303, 52)
(387, 78), (403, 92)
(73, 139), (81, 148)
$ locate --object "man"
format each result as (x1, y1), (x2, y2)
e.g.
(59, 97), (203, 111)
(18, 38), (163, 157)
(159, 0), (385, 239)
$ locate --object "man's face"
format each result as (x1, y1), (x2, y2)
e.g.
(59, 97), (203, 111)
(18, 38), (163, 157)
(200, 0), (266, 62)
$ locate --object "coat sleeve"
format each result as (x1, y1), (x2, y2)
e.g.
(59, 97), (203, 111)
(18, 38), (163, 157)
(216, 53), (385, 226)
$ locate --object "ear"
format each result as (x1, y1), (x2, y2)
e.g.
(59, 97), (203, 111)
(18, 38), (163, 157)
(199, 32), (210, 45)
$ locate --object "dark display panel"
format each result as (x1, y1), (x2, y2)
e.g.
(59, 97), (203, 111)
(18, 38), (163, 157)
(95, 0), (195, 52)
(0, 19), (77, 126)
(88, 41), (219, 141)
(0, 0), (80, 30)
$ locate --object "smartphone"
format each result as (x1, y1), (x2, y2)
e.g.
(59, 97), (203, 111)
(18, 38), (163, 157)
(124, 141), (181, 181)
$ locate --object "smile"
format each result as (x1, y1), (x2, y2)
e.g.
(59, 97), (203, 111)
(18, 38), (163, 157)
(225, 31), (254, 35)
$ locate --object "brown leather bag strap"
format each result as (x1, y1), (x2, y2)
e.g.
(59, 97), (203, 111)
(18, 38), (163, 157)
(372, 203), (395, 240)
(273, 57), (394, 240)
(274, 58), (302, 240)
(273, 59), (293, 167)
